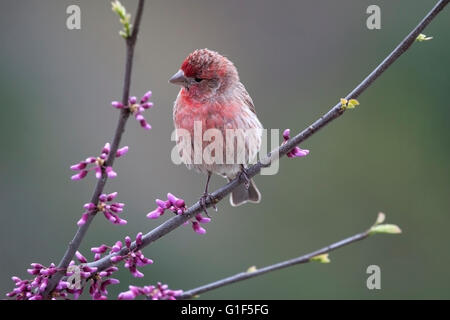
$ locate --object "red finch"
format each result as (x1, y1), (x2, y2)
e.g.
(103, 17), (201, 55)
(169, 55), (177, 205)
(169, 49), (263, 207)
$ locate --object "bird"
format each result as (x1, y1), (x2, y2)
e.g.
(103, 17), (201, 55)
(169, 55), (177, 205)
(169, 48), (263, 209)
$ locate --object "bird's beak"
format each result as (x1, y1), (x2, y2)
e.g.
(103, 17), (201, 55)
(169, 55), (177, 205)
(169, 69), (187, 86)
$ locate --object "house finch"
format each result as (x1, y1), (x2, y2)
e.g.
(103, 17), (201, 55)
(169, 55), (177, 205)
(169, 48), (263, 207)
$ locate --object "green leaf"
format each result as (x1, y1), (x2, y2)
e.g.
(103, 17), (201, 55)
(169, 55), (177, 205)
(311, 253), (330, 263)
(375, 212), (386, 225)
(111, 0), (126, 18)
(246, 266), (258, 273)
(340, 98), (360, 110)
(416, 33), (433, 42)
(369, 224), (402, 235)
(112, 0), (132, 38)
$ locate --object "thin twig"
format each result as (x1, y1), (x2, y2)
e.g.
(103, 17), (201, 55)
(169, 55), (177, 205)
(43, 0), (146, 298)
(86, 0), (448, 273)
(178, 228), (371, 299)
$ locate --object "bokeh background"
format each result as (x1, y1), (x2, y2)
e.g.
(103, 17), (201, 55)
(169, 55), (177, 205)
(1, 0), (449, 299)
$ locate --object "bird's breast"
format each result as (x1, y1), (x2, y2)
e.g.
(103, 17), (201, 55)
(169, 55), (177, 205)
(173, 94), (240, 136)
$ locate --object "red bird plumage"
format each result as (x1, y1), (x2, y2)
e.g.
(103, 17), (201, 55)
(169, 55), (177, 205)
(170, 49), (263, 207)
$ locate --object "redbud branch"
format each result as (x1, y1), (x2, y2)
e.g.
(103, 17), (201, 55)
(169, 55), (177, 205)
(43, 0), (146, 298)
(85, 0), (447, 275)
(178, 226), (372, 299)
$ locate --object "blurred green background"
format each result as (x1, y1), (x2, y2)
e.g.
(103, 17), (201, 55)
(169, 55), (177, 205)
(1, 0), (449, 299)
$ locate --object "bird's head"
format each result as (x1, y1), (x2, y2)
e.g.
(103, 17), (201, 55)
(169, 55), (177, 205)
(169, 49), (239, 100)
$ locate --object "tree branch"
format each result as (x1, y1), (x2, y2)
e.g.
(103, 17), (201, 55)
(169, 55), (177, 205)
(178, 227), (372, 299)
(43, 0), (146, 298)
(86, 0), (448, 274)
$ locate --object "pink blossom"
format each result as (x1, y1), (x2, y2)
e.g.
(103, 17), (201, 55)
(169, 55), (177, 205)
(70, 143), (128, 181)
(78, 192), (127, 227)
(112, 91), (153, 130)
(118, 282), (183, 300)
(148, 193), (211, 235)
(282, 129), (310, 158)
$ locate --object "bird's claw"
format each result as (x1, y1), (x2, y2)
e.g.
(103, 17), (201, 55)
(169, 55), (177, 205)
(239, 167), (251, 190)
(199, 193), (217, 217)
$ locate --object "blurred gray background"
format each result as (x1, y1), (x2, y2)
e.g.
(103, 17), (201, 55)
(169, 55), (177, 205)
(1, 0), (449, 299)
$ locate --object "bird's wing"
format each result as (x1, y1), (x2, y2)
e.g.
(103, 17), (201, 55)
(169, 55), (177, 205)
(236, 82), (256, 114)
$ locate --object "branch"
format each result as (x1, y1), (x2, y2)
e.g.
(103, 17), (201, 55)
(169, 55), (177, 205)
(178, 224), (371, 299)
(179, 215), (401, 299)
(43, 0), (146, 298)
(86, 0), (448, 274)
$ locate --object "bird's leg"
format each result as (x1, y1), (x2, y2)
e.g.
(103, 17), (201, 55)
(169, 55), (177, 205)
(199, 172), (216, 217)
(239, 165), (251, 189)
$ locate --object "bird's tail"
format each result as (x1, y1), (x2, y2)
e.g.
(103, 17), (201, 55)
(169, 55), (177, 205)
(229, 179), (261, 207)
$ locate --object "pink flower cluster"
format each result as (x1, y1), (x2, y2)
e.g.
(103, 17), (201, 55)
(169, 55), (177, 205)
(6, 263), (60, 300)
(118, 282), (183, 300)
(74, 251), (119, 300)
(282, 129), (310, 158)
(93, 233), (153, 278)
(6, 259), (102, 300)
(147, 193), (211, 234)
(70, 143), (129, 181)
(112, 91), (153, 130)
(147, 193), (187, 218)
(77, 192), (126, 226)
(8, 88), (162, 300)
(88, 277), (120, 300)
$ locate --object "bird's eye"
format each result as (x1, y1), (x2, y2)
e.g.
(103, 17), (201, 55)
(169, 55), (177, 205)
(194, 77), (203, 82)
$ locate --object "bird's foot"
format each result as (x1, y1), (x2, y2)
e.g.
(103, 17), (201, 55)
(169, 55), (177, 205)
(239, 167), (251, 190)
(199, 192), (217, 218)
